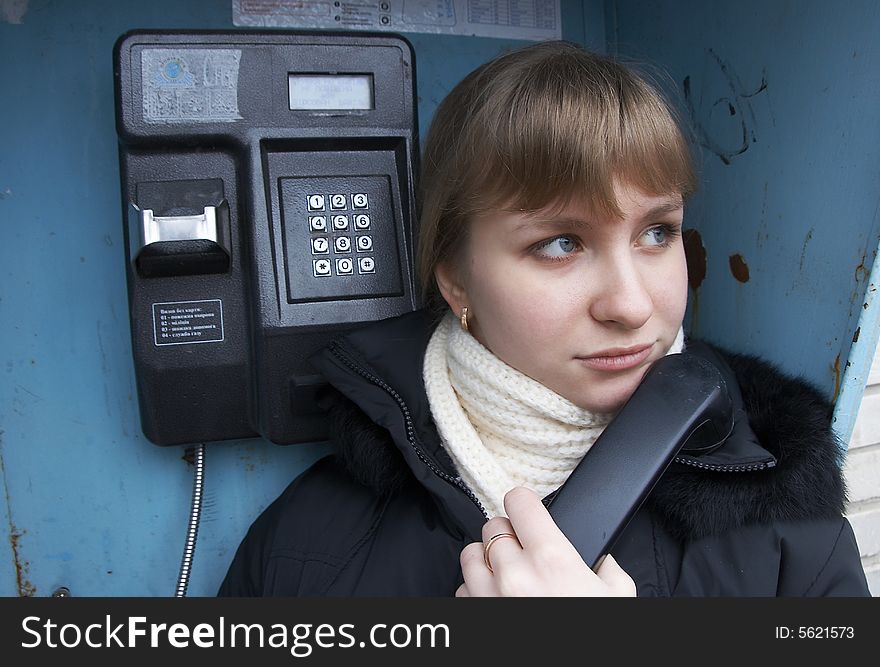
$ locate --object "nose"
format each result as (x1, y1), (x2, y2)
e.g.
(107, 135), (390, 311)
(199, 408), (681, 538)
(588, 253), (654, 329)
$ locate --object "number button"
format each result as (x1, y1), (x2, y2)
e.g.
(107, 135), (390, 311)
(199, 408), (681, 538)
(336, 257), (353, 275)
(352, 193), (368, 209)
(329, 194), (347, 210)
(354, 214), (370, 230)
(356, 235), (373, 252)
(309, 215), (327, 232)
(358, 257), (375, 274)
(313, 258), (332, 277)
(307, 194), (325, 211)
(311, 237), (329, 254)
(334, 236), (351, 253)
(332, 214), (349, 231)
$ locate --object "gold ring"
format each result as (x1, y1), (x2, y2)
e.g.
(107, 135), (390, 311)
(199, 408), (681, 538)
(483, 532), (517, 573)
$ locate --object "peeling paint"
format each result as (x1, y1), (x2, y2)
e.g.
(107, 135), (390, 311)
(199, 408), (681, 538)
(799, 228), (813, 273)
(832, 354), (841, 404)
(683, 228), (707, 290)
(9, 528), (35, 596)
(854, 251), (869, 283)
(0, 432), (36, 596)
(729, 253), (750, 283)
(0, 0), (28, 24)
(853, 327), (861, 344)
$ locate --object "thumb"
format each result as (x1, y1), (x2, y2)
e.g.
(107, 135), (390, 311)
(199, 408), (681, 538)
(594, 554), (637, 596)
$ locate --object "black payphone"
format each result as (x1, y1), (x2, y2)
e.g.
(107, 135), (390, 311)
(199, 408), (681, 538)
(114, 31), (420, 446)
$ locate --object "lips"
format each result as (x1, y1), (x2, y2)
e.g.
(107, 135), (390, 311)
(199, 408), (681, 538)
(576, 343), (653, 372)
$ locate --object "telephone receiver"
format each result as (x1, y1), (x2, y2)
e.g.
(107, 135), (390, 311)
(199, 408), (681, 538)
(546, 351), (735, 570)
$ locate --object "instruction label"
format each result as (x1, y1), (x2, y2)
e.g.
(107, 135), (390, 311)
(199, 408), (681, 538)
(153, 300), (225, 346)
(232, 0), (561, 41)
(141, 48), (243, 124)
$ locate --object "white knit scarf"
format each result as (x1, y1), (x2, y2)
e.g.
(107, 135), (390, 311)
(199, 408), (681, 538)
(423, 312), (684, 518)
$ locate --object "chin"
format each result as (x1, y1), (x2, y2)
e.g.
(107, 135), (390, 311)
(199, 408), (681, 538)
(567, 391), (627, 415)
(569, 379), (642, 414)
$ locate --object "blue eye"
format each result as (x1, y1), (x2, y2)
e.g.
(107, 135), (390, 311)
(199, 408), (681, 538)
(535, 235), (579, 259)
(641, 224), (681, 247)
(643, 227), (667, 246)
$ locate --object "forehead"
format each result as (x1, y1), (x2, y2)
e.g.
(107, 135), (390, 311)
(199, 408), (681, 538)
(506, 186), (684, 229)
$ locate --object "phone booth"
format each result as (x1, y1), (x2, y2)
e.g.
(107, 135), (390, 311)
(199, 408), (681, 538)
(1, 0), (878, 597)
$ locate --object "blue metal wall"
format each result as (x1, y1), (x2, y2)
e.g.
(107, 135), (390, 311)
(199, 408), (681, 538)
(607, 0), (880, 442)
(2, 0), (878, 598)
(0, 0), (598, 597)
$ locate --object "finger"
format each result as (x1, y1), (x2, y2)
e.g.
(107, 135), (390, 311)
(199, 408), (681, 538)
(459, 541), (496, 595)
(480, 516), (521, 574)
(502, 486), (568, 552)
(480, 515), (514, 542)
(595, 554), (637, 596)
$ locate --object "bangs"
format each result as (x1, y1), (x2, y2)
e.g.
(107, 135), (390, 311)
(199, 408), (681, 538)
(457, 51), (696, 218)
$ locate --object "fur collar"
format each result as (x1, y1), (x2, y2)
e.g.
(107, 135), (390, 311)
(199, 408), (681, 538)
(646, 348), (847, 541)
(322, 342), (847, 543)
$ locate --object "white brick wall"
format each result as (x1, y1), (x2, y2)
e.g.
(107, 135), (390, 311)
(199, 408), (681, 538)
(845, 347), (880, 596)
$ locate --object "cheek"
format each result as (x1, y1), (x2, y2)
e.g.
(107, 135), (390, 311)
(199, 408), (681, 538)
(652, 253), (689, 321)
(467, 260), (571, 342)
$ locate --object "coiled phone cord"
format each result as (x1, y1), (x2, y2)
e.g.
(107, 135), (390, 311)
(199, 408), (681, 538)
(175, 443), (205, 597)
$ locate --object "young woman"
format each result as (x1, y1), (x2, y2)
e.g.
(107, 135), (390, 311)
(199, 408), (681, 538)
(219, 41), (870, 596)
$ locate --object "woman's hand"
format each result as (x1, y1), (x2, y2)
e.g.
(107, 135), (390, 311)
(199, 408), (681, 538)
(456, 486), (636, 597)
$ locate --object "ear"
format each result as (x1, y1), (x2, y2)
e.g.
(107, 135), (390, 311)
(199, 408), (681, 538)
(434, 261), (470, 316)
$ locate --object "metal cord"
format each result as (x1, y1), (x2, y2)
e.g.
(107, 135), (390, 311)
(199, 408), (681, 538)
(175, 443), (205, 597)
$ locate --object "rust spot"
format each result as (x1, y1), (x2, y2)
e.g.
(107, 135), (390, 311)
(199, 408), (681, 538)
(853, 327), (861, 344)
(9, 528), (36, 597)
(683, 228), (706, 290)
(832, 354), (842, 403)
(1, 432), (37, 596)
(855, 251), (869, 283)
(729, 254), (750, 283)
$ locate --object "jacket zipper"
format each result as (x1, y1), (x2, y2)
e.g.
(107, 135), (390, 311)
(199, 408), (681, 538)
(672, 456), (774, 472)
(328, 341), (490, 519)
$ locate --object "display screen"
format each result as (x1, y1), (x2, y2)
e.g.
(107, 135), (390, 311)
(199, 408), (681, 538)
(288, 74), (374, 110)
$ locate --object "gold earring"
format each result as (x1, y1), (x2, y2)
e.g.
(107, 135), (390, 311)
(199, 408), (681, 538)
(460, 306), (470, 333)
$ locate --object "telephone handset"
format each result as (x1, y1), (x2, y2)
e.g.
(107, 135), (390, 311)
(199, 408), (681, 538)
(546, 352), (735, 570)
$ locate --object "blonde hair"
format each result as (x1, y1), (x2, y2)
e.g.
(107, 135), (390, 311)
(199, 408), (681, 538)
(417, 41), (697, 315)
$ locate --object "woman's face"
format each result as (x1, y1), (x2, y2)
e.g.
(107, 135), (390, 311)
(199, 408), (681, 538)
(436, 179), (688, 414)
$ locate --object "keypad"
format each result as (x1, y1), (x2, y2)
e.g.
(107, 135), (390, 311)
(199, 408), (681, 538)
(304, 192), (375, 276)
(279, 174), (402, 304)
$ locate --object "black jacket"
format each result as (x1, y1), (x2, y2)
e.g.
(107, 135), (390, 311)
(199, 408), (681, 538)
(219, 310), (870, 597)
